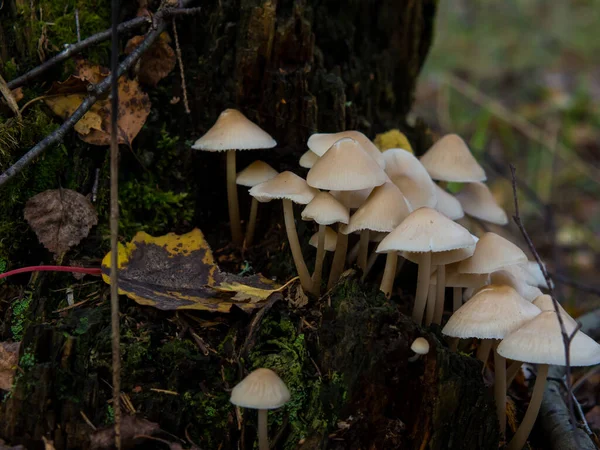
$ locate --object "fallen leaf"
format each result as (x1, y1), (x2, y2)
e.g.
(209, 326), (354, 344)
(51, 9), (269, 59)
(75, 59), (110, 84)
(125, 32), (176, 87)
(11, 88), (23, 103)
(0, 342), (20, 391)
(90, 416), (159, 450)
(101, 229), (290, 312)
(24, 189), (98, 257)
(44, 94), (104, 135)
(0, 74), (21, 118)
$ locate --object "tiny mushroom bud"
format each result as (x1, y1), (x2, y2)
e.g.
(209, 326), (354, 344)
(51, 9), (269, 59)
(408, 337), (430, 361)
(230, 368), (291, 450)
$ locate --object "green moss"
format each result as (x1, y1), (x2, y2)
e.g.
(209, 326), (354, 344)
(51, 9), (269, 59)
(11, 291), (33, 340)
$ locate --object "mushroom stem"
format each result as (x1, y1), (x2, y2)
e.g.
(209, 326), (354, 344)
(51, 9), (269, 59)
(327, 229), (348, 290)
(226, 150), (243, 246)
(448, 337), (459, 352)
(363, 250), (379, 280)
(494, 344), (507, 435)
(506, 364), (549, 450)
(311, 224), (326, 296)
(434, 264), (446, 324)
(257, 408), (269, 450)
(453, 287), (462, 312)
(413, 251), (432, 325)
(425, 282), (436, 326)
(282, 199), (312, 291)
(358, 230), (369, 271)
(379, 252), (398, 298)
(245, 197), (259, 248)
(506, 360), (523, 386)
(347, 240), (359, 265)
(476, 338), (493, 365)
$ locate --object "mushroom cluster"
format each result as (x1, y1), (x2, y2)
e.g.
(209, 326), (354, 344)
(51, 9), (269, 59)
(195, 111), (600, 449)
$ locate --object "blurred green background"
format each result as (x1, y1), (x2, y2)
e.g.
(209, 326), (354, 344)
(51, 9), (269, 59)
(412, 0), (600, 313)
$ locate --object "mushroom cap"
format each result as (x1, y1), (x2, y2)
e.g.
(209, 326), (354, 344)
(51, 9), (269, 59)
(192, 109), (276, 151)
(521, 261), (552, 288)
(342, 182), (412, 234)
(249, 171), (318, 205)
(531, 294), (578, 326)
(383, 149), (437, 209)
(419, 134), (486, 182)
(403, 235), (477, 266)
(307, 138), (387, 191)
(299, 150), (319, 169)
(411, 337), (430, 355)
(458, 232), (528, 274)
(455, 182), (508, 225)
(236, 161), (279, 187)
(429, 262), (489, 288)
(376, 207), (475, 254)
(442, 284), (541, 339)
(330, 188), (373, 209)
(301, 192), (349, 225)
(307, 131), (385, 167)
(434, 184), (464, 220)
(490, 270), (542, 301)
(309, 226), (338, 252)
(230, 368), (291, 409)
(498, 312), (600, 366)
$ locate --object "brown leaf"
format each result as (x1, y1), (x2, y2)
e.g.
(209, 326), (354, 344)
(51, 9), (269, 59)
(125, 33), (176, 87)
(74, 59), (110, 85)
(24, 189), (98, 257)
(90, 416), (160, 450)
(44, 94), (104, 136)
(11, 88), (23, 103)
(0, 342), (20, 391)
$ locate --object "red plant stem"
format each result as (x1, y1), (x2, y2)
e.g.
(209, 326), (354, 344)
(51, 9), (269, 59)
(0, 266), (102, 280)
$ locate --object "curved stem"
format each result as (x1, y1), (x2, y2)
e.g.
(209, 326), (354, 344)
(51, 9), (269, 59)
(311, 224), (326, 296)
(494, 344), (507, 435)
(379, 252), (398, 298)
(258, 409), (269, 450)
(327, 229), (348, 289)
(453, 287), (462, 312)
(226, 150), (243, 246)
(358, 230), (369, 271)
(507, 364), (549, 450)
(434, 264), (446, 324)
(245, 197), (259, 248)
(363, 250), (379, 281)
(476, 338), (493, 365)
(425, 281), (436, 326)
(347, 240), (360, 265)
(413, 252), (432, 325)
(506, 360), (523, 387)
(282, 199), (312, 291)
(0, 265), (101, 280)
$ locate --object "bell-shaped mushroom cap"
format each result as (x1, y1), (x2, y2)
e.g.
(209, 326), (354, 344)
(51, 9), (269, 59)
(411, 337), (430, 355)
(419, 134), (486, 182)
(404, 234), (478, 266)
(299, 150), (319, 169)
(309, 226), (338, 252)
(307, 131), (385, 167)
(383, 149), (437, 209)
(458, 232), (528, 274)
(230, 368), (291, 409)
(330, 188), (373, 209)
(301, 192), (349, 225)
(249, 171), (318, 205)
(192, 109), (276, 152)
(376, 207), (475, 254)
(498, 312), (600, 366)
(341, 182), (412, 234)
(434, 185), (464, 220)
(442, 285), (541, 339)
(236, 161), (278, 187)
(455, 182), (508, 225)
(522, 261), (552, 288)
(490, 270), (542, 301)
(532, 295), (578, 327)
(307, 138), (387, 191)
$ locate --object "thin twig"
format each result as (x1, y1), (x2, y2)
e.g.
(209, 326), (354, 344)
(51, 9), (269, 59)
(75, 9), (81, 43)
(509, 164), (581, 434)
(0, 4), (200, 187)
(172, 17), (190, 114)
(109, 0), (121, 446)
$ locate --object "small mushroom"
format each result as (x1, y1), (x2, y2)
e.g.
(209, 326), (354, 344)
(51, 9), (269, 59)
(299, 150), (320, 169)
(230, 368), (291, 450)
(408, 337), (430, 362)
(455, 182), (508, 225)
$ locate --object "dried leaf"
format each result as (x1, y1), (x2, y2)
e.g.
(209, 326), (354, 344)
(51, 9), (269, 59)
(101, 229), (290, 312)
(74, 59), (109, 84)
(125, 33), (176, 87)
(24, 189), (98, 256)
(0, 342), (20, 391)
(11, 88), (23, 103)
(90, 416), (159, 449)
(44, 94), (104, 135)
(0, 74), (21, 118)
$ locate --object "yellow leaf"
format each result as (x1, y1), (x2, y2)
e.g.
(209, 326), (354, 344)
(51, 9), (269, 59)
(374, 129), (413, 153)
